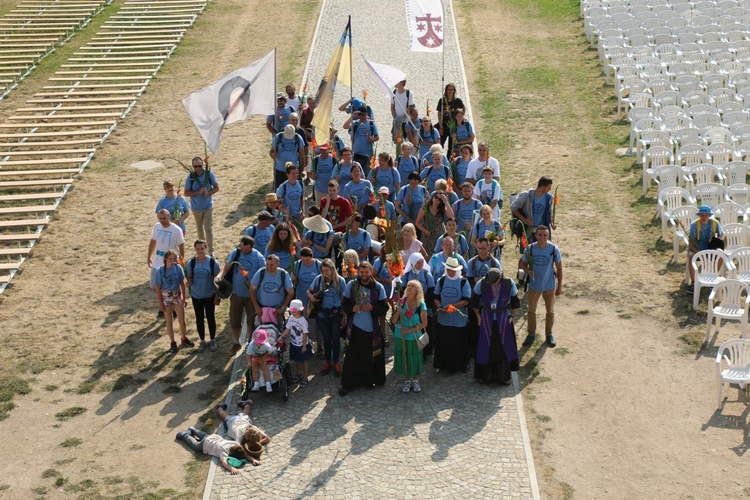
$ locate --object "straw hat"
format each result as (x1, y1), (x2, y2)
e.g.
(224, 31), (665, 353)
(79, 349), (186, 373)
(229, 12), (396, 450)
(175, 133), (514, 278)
(445, 256), (463, 272)
(265, 193), (278, 204)
(302, 214), (329, 233)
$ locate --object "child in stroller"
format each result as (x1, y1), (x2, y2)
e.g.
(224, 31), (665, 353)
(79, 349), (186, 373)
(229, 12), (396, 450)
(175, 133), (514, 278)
(247, 328), (277, 392)
(241, 322), (293, 401)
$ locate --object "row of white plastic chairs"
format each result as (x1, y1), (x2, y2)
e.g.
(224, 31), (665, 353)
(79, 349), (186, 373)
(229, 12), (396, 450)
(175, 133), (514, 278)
(642, 139), (749, 168)
(624, 88), (750, 123)
(659, 187), (750, 240)
(647, 163), (750, 196)
(635, 122), (750, 160)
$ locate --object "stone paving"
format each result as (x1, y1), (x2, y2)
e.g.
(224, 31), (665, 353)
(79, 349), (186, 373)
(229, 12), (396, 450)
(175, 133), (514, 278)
(207, 0), (538, 497)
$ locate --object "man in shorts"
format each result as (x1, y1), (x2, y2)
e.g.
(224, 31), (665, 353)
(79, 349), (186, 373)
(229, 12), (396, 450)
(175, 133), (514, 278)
(147, 209), (185, 318)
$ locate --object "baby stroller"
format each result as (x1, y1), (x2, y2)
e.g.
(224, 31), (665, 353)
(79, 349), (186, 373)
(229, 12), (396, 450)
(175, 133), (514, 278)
(238, 322), (293, 402)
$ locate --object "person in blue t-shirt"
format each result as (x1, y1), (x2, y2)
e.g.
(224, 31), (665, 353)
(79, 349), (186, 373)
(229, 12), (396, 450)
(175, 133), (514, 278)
(396, 141), (420, 183)
(395, 172), (429, 226)
(311, 144), (338, 201)
(372, 186), (398, 221)
(341, 164), (374, 214)
(183, 157), (219, 255)
(186, 239), (221, 352)
(155, 249), (194, 353)
(301, 214), (334, 260)
(451, 109), (475, 157)
(276, 163), (305, 220)
(244, 211), (275, 256)
(434, 219), (470, 259)
(293, 247), (322, 307)
(454, 145), (474, 186)
(219, 236), (266, 353)
(345, 106), (379, 176)
(250, 254), (295, 324)
(368, 152), (401, 202)
(452, 182), (482, 234)
(433, 256), (471, 373)
(331, 147), (360, 188)
(417, 117), (441, 162)
(265, 222), (297, 271)
(308, 259), (346, 375)
(510, 176), (557, 244)
(155, 179), (190, 235)
(270, 124), (305, 189)
(518, 225), (563, 349)
(430, 236), (468, 278)
(342, 214), (372, 262)
(266, 92), (295, 136)
(420, 150), (452, 193)
(687, 205), (725, 292)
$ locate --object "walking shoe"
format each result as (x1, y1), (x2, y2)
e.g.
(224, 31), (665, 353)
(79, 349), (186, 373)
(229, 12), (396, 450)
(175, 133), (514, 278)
(169, 342), (178, 354)
(197, 341), (207, 352)
(265, 382), (272, 393)
(546, 334), (557, 348)
(299, 378), (309, 387)
(157, 310), (165, 319)
(214, 403), (228, 412)
(237, 400), (253, 410)
(412, 380), (421, 393)
(687, 283), (695, 294)
(333, 363), (341, 377)
(321, 362), (332, 375)
(229, 343), (241, 354)
(209, 339), (218, 352)
(175, 431), (189, 441)
(522, 334), (536, 347)
(181, 337), (195, 348)
(402, 381), (411, 393)
(251, 382), (260, 392)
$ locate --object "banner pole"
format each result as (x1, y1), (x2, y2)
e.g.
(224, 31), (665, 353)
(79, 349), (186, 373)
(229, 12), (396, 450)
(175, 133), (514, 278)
(349, 16), (353, 106)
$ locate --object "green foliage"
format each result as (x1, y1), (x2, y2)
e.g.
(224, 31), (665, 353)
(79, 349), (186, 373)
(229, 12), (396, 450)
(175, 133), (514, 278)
(41, 469), (60, 479)
(55, 406), (87, 421)
(59, 438), (82, 448)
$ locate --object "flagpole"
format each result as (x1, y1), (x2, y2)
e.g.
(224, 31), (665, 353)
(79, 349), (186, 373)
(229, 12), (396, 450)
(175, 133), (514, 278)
(274, 46), (278, 128)
(349, 16), (353, 109)
(441, 0), (445, 124)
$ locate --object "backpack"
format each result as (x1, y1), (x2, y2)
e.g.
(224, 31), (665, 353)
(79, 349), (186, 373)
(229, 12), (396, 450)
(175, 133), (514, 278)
(215, 247), (240, 299)
(476, 179), (497, 204)
(188, 255), (217, 279)
(470, 256), (500, 278)
(312, 154), (338, 173)
(275, 132), (302, 154)
(474, 219), (502, 237)
(351, 119), (376, 139)
(292, 259), (321, 285)
(437, 276), (468, 298)
(256, 267), (289, 293)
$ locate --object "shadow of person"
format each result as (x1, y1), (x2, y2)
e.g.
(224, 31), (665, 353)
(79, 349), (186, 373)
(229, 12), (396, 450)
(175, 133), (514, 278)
(287, 396), (348, 466)
(701, 403), (750, 457)
(95, 282), (155, 327)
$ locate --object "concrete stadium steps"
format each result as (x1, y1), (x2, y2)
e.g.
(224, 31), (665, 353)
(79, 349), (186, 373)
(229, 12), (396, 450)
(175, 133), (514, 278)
(0, 0), (208, 290)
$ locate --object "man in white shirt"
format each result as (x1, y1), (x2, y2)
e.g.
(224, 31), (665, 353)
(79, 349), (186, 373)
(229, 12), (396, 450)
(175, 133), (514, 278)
(391, 80), (414, 119)
(147, 209), (185, 318)
(465, 142), (500, 185)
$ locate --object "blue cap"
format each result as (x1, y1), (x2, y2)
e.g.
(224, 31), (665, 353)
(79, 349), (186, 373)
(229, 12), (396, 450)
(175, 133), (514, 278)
(346, 98), (364, 113)
(697, 205), (712, 215)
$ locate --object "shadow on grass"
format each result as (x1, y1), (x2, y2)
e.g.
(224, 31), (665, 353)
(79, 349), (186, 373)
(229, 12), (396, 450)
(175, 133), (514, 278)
(95, 283), (154, 327)
(222, 181), (274, 229)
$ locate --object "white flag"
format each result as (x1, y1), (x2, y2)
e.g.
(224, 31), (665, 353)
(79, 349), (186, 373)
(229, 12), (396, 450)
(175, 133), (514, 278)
(405, 0), (444, 53)
(363, 57), (407, 97)
(182, 48), (276, 153)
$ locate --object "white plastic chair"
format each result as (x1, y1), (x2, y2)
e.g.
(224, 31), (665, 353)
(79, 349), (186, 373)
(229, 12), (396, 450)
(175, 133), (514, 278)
(727, 247), (750, 288)
(669, 204), (699, 262)
(722, 223), (750, 252)
(659, 187), (696, 240)
(686, 164), (725, 194)
(638, 130), (673, 163)
(723, 111), (750, 129)
(673, 127), (705, 148)
(694, 182), (727, 208)
(677, 144), (710, 167)
(712, 201), (747, 225)
(718, 102), (744, 116)
(720, 161), (750, 186)
(692, 249), (734, 310)
(704, 127), (734, 146)
(726, 183), (750, 205)
(708, 281), (750, 341)
(707, 142), (737, 165)
(644, 146), (675, 195)
(653, 164), (688, 194)
(675, 75), (703, 94)
(693, 112), (723, 130)
(715, 338), (750, 409)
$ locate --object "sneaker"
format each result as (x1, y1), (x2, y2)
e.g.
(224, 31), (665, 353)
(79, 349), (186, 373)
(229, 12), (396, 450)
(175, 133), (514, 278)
(546, 335), (557, 348)
(291, 375), (303, 384)
(175, 431), (189, 441)
(333, 363), (341, 377)
(300, 378), (309, 387)
(237, 400), (253, 410)
(169, 342), (178, 354)
(687, 283), (695, 294)
(265, 383), (272, 393)
(412, 380), (421, 393)
(251, 382), (260, 392)
(197, 341), (207, 352)
(402, 381), (411, 393)
(157, 310), (165, 319)
(214, 403), (228, 412)
(522, 335), (536, 347)
(321, 362), (332, 375)
(209, 339), (218, 352)
(181, 337), (195, 348)
(230, 343), (241, 354)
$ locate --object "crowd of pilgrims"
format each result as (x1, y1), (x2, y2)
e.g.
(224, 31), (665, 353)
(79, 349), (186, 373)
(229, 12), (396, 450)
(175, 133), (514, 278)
(151, 82), (528, 398)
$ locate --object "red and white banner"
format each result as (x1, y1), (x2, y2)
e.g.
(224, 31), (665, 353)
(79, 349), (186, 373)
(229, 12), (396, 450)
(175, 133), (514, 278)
(405, 0), (444, 53)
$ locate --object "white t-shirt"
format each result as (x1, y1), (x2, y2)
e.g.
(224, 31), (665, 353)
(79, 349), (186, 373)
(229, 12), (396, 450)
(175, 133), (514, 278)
(150, 222), (184, 268)
(466, 157), (501, 182)
(473, 179), (502, 218)
(227, 414), (253, 441)
(202, 434), (235, 460)
(287, 96), (301, 113)
(391, 89), (414, 118)
(286, 315), (309, 347)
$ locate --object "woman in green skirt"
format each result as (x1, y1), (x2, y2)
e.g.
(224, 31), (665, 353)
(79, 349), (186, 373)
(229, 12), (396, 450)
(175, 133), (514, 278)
(393, 280), (429, 393)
